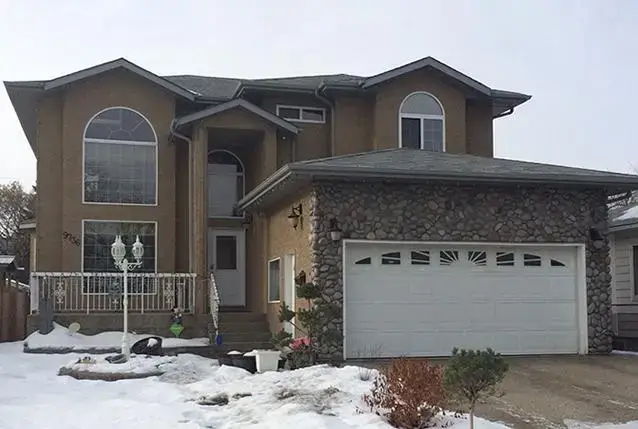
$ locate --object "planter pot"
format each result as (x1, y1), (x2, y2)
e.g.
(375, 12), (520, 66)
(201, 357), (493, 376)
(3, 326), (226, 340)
(253, 350), (281, 373)
(230, 355), (257, 374)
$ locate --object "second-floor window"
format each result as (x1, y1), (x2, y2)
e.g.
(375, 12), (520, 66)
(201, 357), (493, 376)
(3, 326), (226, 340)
(276, 105), (326, 123)
(83, 107), (157, 205)
(399, 92), (445, 151)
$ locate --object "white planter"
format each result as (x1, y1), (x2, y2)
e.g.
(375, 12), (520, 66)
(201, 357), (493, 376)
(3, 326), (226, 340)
(252, 349), (281, 373)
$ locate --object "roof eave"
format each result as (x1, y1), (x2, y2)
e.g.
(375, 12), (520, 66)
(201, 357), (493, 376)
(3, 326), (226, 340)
(362, 57), (492, 95)
(43, 58), (196, 101)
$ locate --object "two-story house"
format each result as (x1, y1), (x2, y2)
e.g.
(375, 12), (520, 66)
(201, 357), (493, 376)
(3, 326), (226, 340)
(7, 56), (638, 359)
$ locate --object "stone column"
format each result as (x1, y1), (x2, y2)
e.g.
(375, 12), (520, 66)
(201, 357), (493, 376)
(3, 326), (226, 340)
(192, 125), (208, 314)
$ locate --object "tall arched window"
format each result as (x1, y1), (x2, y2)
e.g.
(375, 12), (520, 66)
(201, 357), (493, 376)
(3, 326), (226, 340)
(207, 150), (245, 217)
(83, 107), (157, 205)
(399, 92), (445, 151)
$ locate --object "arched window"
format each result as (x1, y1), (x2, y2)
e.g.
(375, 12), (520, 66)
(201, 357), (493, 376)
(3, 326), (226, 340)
(207, 150), (245, 217)
(83, 107), (157, 205)
(399, 92), (445, 151)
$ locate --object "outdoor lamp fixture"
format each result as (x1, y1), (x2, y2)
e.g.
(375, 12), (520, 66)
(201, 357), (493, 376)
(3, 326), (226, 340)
(329, 219), (342, 242)
(287, 204), (303, 229)
(589, 227), (604, 243)
(111, 234), (144, 359)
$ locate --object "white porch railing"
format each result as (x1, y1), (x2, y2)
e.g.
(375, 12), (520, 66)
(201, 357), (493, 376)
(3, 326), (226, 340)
(30, 272), (197, 314)
(209, 272), (220, 338)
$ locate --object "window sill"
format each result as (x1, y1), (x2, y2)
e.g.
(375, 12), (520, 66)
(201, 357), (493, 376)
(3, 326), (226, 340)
(83, 201), (158, 207)
(267, 300), (281, 304)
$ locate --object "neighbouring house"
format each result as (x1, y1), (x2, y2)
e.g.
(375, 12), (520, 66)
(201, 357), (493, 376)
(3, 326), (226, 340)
(6, 56), (638, 359)
(608, 201), (638, 350)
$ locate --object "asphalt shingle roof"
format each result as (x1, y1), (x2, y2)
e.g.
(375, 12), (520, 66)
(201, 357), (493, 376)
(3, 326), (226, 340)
(238, 149), (638, 211)
(163, 73), (363, 99)
(291, 148), (638, 186)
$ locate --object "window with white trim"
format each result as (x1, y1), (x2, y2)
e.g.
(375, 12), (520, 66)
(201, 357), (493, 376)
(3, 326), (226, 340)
(268, 258), (281, 302)
(276, 105), (326, 123)
(399, 92), (444, 151)
(82, 221), (156, 294)
(84, 107), (157, 205)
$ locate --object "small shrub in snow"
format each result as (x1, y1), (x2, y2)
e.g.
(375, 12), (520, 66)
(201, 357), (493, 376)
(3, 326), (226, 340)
(358, 366), (373, 381)
(363, 357), (447, 428)
(443, 348), (509, 429)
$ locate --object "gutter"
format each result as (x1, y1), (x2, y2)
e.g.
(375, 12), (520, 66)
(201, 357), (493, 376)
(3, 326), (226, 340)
(236, 165), (294, 211)
(494, 107), (514, 119)
(169, 120), (194, 273)
(315, 83), (336, 156)
(295, 164), (638, 188)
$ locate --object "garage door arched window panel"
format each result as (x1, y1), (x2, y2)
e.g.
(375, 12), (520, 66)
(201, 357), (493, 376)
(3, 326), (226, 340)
(468, 251), (487, 266)
(399, 91), (445, 151)
(550, 258), (567, 267)
(354, 257), (372, 265)
(83, 107), (158, 205)
(381, 251), (401, 265)
(496, 251), (515, 267)
(207, 150), (245, 218)
(523, 253), (542, 267)
(410, 250), (431, 266)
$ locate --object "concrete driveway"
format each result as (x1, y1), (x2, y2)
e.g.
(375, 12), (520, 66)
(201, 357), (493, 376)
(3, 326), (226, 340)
(475, 354), (638, 428)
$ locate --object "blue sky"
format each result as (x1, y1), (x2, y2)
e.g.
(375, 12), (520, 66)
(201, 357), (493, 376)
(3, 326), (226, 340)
(1, 0), (637, 188)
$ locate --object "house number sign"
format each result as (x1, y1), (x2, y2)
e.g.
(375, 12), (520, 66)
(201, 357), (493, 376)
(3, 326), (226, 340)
(62, 231), (81, 247)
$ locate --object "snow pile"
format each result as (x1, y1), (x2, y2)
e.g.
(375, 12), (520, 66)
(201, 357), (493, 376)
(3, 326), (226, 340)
(60, 355), (177, 375)
(24, 322), (209, 352)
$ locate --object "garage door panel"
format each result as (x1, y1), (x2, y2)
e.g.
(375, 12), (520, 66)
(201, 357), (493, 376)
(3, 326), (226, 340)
(344, 243), (581, 358)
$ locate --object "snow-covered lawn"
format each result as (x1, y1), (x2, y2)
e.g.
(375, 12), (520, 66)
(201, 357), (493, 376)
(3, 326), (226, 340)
(23, 323), (209, 352)
(1, 341), (638, 429)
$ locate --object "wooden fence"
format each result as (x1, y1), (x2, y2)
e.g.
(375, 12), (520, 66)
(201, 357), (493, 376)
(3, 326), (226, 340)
(0, 275), (29, 342)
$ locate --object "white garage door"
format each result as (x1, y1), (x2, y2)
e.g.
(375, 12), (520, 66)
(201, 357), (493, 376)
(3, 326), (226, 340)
(344, 242), (582, 358)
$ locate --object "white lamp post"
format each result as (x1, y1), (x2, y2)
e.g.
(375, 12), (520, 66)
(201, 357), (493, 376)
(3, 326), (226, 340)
(111, 234), (144, 359)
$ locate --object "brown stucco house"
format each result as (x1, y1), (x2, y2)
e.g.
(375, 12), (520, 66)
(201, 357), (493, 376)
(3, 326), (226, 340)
(7, 56), (638, 359)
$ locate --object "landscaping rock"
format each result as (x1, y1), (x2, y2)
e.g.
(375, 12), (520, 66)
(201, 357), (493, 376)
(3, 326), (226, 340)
(198, 393), (229, 406)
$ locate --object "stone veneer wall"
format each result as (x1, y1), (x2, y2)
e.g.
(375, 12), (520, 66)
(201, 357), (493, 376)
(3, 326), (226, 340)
(309, 181), (611, 359)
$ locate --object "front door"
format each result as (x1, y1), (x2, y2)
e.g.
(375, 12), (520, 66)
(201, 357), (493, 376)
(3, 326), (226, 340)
(208, 228), (246, 307)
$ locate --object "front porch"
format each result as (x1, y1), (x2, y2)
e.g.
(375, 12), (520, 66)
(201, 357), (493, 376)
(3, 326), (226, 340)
(27, 272), (272, 350)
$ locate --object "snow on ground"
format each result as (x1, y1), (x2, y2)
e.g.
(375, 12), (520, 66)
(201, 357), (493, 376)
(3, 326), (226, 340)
(0, 340), (504, 429)
(61, 354), (178, 374)
(24, 322), (209, 351)
(611, 350), (638, 357)
(2, 341), (638, 429)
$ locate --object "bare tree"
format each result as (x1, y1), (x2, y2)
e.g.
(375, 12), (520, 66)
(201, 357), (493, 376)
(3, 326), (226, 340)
(0, 181), (35, 269)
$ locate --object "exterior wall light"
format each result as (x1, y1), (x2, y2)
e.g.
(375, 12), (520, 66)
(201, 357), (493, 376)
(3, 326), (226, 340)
(288, 204), (303, 229)
(329, 219), (342, 242)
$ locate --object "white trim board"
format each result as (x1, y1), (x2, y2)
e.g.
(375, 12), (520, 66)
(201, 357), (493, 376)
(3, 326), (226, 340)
(341, 239), (589, 359)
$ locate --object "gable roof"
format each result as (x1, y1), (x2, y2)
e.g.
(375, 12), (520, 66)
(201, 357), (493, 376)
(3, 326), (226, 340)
(42, 58), (195, 100)
(362, 57), (491, 94)
(238, 149), (638, 211)
(174, 98), (299, 134)
(6, 56), (530, 154)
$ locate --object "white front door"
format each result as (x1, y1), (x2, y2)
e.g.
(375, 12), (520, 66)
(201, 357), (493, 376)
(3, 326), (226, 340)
(208, 228), (245, 306)
(283, 253), (296, 335)
(344, 242), (583, 358)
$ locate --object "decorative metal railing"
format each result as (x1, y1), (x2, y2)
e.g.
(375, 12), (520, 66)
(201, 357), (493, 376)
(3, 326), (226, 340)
(30, 272), (197, 314)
